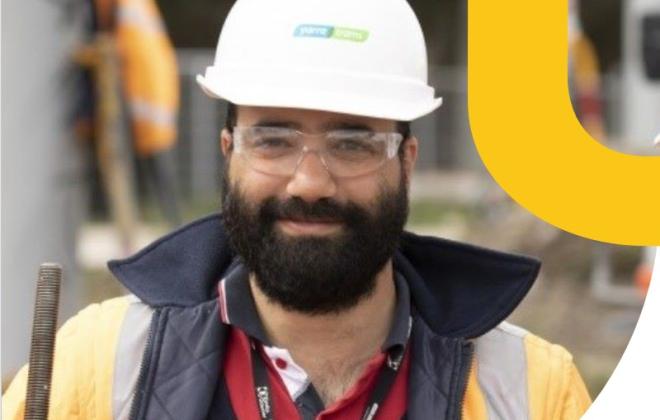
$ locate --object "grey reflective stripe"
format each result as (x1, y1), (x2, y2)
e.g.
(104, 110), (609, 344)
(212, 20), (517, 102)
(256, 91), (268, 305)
(474, 321), (530, 420)
(129, 99), (176, 127)
(112, 295), (154, 420)
(117, 4), (165, 34)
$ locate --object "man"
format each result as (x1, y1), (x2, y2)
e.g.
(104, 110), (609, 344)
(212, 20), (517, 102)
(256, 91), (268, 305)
(3, 0), (592, 418)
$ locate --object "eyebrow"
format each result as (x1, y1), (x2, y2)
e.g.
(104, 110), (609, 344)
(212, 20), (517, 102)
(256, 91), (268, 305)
(322, 121), (373, 131)
(252, 120), (302, 129)
(251, 119), (374, 132)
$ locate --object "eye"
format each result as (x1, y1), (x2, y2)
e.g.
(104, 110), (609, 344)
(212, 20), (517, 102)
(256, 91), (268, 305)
(328, 137), (381, 162)
(335, 139), (373, 152)
(253, 137), (294, 149)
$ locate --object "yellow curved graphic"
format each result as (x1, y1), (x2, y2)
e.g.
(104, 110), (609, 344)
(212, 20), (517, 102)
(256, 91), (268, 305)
(468, 0), (660, 246)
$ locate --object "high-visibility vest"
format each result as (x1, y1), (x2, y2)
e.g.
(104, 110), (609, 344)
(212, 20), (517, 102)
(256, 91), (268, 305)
(3, 296), (591, 419)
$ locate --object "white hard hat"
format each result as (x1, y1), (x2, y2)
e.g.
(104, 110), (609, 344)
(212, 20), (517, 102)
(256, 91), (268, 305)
(196, 0), (442, 121)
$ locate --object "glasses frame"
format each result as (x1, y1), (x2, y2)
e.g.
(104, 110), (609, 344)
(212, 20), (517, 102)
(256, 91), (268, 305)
(229, 125), (405, 178)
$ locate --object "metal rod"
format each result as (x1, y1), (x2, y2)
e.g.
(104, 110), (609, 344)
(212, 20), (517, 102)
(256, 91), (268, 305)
(24, 263), (62, 420)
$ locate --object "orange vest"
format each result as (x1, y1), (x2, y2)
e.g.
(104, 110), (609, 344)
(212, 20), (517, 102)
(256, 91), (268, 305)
(97, 0), (179, 157)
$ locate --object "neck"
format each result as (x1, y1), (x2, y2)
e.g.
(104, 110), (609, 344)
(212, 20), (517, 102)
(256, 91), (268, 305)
(250, 261), (397, 366)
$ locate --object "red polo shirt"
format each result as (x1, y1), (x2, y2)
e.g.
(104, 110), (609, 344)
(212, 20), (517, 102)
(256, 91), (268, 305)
(217, 262), (411, 419)
(223, 327), (410, 420)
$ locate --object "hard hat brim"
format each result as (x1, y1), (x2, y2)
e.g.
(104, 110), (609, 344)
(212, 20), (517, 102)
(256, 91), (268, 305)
(196, 69), (443, 122)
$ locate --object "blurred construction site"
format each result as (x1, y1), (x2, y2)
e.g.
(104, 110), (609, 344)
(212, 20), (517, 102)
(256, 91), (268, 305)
(2, 0), (659, 399)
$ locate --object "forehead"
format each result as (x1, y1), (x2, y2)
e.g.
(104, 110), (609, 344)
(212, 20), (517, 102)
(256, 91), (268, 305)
(235, 105), (397, 132)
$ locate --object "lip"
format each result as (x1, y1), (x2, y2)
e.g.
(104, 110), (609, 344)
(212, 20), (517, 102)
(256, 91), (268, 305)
(277, 218), (343, 235)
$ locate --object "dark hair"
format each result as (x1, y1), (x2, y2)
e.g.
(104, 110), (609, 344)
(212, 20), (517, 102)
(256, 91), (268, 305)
(224, 102), (411, 157)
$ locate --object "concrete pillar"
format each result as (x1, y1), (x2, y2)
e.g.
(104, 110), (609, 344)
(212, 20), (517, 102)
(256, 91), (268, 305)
(2, 0), (87, 379)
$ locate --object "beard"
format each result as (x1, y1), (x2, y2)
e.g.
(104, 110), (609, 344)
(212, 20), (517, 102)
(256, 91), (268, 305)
(221, 170), (409, 315)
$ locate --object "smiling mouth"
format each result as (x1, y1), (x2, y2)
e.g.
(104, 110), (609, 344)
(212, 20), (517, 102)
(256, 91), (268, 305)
(277, 218), (343, 235)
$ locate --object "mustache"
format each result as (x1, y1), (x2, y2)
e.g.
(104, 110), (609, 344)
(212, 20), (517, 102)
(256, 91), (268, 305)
(259, 197), (368, 225)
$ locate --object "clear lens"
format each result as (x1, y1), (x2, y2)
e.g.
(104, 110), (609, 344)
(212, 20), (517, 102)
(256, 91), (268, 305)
(241, 127), (301, 159)
(233, 127), (402, 177)
(326, 131), (384, 162)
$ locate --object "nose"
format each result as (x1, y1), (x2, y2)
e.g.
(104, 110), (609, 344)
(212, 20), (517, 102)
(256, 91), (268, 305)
(286, 150), (337, 202)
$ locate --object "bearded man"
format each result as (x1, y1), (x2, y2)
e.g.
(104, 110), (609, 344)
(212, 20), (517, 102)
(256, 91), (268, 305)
(3, 0), (592, 419)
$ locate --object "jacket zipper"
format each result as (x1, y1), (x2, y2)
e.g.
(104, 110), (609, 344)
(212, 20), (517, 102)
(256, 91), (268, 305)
(129, 310), (160, 420)
(457, 340), (475, 420)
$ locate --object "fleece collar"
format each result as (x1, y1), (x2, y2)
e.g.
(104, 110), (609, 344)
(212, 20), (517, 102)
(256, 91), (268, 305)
(108, 214), (539, 339)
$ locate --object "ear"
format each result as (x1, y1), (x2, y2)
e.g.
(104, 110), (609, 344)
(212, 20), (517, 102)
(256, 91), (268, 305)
(220, 128), (233, 157)
(401, 136), (418, 182)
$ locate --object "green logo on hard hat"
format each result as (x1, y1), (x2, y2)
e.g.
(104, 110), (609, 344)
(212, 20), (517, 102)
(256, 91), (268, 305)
(294, 24), (369, 43)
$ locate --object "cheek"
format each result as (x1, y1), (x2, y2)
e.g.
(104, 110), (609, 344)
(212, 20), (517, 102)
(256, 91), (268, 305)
(340, 168), (401, 207)
(371, 159), (403, 192)
(228, 155), (288, 200)
(340, 178), (378, 202)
